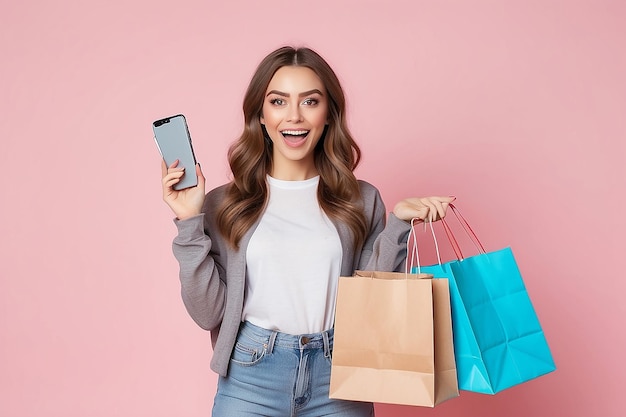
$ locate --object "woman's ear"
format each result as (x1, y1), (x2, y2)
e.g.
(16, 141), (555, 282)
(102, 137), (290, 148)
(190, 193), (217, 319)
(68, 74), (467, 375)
(260, 114), (265, 125)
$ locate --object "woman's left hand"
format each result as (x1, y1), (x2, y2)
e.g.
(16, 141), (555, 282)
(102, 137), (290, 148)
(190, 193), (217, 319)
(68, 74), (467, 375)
(393, 196), (456, 223)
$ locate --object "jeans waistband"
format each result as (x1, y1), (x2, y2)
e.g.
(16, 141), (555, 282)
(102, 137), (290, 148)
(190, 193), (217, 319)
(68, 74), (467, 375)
(239, 321), (333, 356)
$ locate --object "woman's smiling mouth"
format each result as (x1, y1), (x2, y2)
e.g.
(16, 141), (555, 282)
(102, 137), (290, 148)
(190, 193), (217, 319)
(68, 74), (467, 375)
(280, 129), (310, 147)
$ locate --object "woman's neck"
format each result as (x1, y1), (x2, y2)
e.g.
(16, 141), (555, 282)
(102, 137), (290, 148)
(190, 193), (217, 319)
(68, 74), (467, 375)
(270, 160), (318, 181)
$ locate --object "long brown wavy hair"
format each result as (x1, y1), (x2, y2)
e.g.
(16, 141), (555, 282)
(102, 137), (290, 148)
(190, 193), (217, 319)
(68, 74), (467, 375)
(216, 46), (367, 249)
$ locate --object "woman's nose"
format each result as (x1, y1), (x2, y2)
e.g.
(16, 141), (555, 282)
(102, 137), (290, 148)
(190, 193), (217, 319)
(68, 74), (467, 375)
(287, 105), (303, 122)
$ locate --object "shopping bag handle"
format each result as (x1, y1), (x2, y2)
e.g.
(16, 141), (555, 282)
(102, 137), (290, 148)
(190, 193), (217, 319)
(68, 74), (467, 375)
(440, 218), (463, 260)
(441, 203), (487, 260)
(407, 218), (441, 275)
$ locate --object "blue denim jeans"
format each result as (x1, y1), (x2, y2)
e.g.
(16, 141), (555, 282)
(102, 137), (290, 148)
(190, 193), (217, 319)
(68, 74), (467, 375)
(212, 321), (374, 417)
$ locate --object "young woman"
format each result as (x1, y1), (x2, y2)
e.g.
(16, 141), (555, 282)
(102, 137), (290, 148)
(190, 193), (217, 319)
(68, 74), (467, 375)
(161, 46), (454, 416)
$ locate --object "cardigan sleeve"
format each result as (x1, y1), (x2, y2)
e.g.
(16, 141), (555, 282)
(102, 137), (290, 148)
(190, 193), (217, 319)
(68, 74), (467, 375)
(363, 213), (412, 272)
(171, 188), (228, 331)
(357, 181), (412, 272)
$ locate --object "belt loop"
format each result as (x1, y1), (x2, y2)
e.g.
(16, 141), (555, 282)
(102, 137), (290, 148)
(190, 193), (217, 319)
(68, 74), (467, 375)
(267, 331), (277, 354)
(322, 331), (331, 359)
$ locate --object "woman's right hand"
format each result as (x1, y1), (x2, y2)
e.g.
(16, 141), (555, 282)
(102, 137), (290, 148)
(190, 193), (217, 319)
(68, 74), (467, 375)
(161, 160), (206, 220)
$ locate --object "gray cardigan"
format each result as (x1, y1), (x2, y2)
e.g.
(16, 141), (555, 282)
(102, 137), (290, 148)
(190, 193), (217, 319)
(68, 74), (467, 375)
(172, 180), (411, 377)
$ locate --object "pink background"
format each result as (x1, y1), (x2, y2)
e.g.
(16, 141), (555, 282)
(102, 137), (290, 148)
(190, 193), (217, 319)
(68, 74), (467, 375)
(1, 0), (624, 416)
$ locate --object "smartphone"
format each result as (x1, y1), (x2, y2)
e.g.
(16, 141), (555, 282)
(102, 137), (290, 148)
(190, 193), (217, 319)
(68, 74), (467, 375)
(153, 114), (198, 190)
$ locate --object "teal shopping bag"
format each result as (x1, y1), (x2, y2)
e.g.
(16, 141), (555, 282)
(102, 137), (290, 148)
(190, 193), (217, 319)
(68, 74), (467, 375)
(411, 206), (556, 394)
(412, 262), (492, 393)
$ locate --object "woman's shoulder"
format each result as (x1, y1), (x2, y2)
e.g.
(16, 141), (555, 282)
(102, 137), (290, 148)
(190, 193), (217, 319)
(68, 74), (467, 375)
(357, 179), (382, 200)
(203, 182), (232, 213)
(207, 182), (231, 198)
(356, 179), (386, 217)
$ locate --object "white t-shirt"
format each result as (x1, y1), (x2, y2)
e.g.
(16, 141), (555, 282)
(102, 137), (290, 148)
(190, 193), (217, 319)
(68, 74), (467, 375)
(243, 175), (343, 335)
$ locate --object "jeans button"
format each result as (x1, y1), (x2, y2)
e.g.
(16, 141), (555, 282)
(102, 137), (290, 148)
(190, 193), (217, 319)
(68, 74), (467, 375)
(301, 336), (310, 345)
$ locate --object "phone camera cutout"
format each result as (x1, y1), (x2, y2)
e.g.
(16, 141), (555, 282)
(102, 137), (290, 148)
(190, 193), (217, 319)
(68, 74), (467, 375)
(154, 118), (171, 127)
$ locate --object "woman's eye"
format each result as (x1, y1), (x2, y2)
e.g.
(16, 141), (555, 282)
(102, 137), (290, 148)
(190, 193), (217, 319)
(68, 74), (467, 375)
(302, 98), (318, 106)
(270, 98), (285, 106)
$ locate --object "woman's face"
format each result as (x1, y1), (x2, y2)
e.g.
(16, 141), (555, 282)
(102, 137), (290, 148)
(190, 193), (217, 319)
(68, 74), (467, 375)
(260, 65), (329, 180)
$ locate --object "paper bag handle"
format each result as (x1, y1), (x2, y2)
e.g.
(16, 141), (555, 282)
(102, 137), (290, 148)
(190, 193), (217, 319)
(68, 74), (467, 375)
(407, 218), (441, 275)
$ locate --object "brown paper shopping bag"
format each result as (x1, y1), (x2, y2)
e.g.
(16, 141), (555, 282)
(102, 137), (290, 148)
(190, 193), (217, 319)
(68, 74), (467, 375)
(329, 270), (459, 407)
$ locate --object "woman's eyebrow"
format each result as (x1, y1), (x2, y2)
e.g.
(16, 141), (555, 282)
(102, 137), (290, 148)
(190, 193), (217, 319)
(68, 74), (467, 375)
(299, 89), (324, 97)
(266, 90), (288, 97)
(266, 89), (324, 97)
